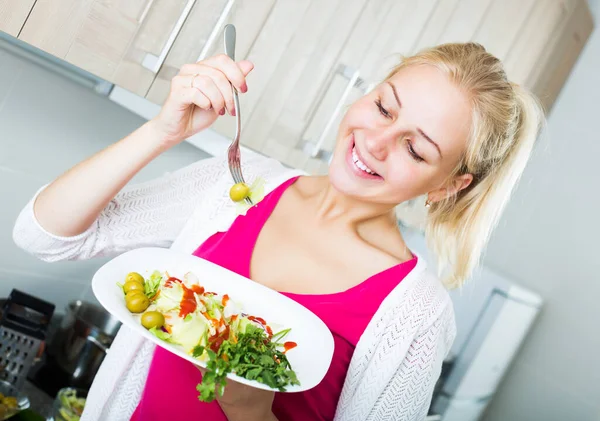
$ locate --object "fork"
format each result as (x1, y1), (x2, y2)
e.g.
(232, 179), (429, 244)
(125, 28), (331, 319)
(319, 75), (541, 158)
(224, 24), (253, 206)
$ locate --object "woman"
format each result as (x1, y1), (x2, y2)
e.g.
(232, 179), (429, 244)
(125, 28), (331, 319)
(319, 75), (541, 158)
(13, 42), (542, 421)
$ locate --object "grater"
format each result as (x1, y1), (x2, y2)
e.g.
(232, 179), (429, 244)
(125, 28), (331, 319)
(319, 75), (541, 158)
(0, 289), (55, 390)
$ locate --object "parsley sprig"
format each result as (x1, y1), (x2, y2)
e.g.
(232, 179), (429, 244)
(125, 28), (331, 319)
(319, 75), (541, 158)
(193, 324), (299, 402)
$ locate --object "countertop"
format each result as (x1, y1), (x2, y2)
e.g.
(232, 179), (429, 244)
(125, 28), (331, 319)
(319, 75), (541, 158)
(19, 380), (54, 420)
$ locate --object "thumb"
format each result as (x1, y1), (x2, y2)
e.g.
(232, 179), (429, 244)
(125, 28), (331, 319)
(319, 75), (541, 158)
(237, 60), (254, 76)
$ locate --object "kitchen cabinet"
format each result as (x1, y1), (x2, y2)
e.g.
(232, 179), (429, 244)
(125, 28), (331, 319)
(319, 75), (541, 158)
(0, 0), (36, 37)
(0, 0), (593, 230)
(145, 0), (275, 104)
(16, 0), (191, 92)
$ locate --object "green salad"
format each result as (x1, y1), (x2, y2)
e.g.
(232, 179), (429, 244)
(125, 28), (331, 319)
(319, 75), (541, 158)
(118, 270), (299, 402)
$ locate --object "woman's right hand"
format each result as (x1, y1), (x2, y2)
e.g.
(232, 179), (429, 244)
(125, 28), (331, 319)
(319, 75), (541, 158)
(150, 54), (254, 148)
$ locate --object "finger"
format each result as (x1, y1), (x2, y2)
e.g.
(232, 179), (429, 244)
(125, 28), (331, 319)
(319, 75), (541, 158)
(191, 74), (226, 113)
(237, 60), (254, 77)
(191, 66), (236, 115)
(185, 55), (249, 93)
(185, 87), (213, 111)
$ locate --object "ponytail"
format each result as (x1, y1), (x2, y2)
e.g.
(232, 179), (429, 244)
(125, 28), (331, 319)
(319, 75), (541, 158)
(392, 43), (545, 288)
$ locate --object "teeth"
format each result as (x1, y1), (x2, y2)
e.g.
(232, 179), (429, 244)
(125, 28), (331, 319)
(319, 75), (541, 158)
(352, 147), (376, 175)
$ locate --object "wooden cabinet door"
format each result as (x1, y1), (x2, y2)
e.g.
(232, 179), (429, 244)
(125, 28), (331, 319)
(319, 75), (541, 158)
(145, 0), (276, 104)
(17, 0), (206, 97)
(0, 0), (36, 37)
(530, 0), (593, 113)
(237, 0), (370, 173)
(503, 0), (571, 87)
(470, 0), (538, 62)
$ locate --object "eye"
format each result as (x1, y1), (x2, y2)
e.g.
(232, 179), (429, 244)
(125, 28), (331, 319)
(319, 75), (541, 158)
(406, 140), (424, 162)
(375, 99), (392, 119)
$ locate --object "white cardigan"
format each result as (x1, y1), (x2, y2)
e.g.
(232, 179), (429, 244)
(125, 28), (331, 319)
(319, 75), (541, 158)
(13, 152), (456, 421)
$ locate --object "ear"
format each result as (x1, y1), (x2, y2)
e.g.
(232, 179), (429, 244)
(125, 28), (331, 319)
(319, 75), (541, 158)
(427, 173), (473, 204)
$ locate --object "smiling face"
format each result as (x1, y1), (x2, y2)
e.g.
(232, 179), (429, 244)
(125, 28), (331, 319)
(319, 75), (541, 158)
(328, 64), (474, 206)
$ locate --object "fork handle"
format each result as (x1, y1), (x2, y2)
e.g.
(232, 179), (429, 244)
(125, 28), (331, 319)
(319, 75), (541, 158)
(224, 24), (236, 62)
(223, 24), (242, 144)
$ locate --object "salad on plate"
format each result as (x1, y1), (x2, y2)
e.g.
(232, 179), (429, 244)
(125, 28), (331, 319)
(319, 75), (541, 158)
(118, 269), (299, 402)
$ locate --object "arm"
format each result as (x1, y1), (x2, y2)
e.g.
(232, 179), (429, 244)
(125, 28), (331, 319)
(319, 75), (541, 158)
(195, 366), (279, 421)
(32, 120), (170, 238)
(220, 406), (279, 421)
(12, 153), (225, 261)
(12, 55), (254, 261)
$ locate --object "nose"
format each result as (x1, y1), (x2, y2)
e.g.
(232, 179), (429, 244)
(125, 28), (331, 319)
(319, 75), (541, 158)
(364, 129), (395, 161)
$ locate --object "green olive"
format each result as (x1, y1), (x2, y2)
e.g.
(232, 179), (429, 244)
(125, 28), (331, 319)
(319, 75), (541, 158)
(126, 294), (150, 313)
(2, 397), (17, 409)
(229, 183), (250, 202)
(123, 281), (145, 294)
(125, 289), (145, 300)
(141, 311), (165, 330)
(125, 272), (145, 285)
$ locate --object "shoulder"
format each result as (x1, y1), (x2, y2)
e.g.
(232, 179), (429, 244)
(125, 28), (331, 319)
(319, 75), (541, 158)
(385, 256), (456, 343)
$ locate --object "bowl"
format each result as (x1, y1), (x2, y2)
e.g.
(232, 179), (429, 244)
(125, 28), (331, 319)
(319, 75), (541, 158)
(0, 380), (30, 420)
(51, 387), (87, 421)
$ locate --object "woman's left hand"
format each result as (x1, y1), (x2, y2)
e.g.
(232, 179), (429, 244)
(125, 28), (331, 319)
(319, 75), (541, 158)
(196, 366), (277, 421)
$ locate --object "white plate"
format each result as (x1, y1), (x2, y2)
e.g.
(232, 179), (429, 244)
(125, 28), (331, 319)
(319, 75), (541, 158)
(92, 247), (334, 392)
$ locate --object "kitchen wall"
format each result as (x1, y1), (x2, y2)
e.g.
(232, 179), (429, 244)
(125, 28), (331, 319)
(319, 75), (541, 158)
(0, 46), (210, 313)
(481, 11), (600, 421)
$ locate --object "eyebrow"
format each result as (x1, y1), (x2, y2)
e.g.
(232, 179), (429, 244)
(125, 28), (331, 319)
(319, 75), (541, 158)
(387, 81), (401, 107)
(387, 81), (443, 159)
(418, 129), (442, 158)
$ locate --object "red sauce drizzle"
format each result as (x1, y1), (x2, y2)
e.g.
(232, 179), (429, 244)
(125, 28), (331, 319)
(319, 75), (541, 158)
(283, 342), (297, 353)
(164, 277), (181, 287)
(179, 286), (197, 318)
(248, 316), (267, 325)
(191, 284), (205, 295)
(222, 294), (230, 306)
(164, 277), (197, 318)
(209, 325), (230, 353)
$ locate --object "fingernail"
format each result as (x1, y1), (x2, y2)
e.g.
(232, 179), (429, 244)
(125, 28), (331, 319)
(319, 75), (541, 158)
(231, 108), (236, 116)
(240, 83), (248, 93)
(220, 108), (225, 115)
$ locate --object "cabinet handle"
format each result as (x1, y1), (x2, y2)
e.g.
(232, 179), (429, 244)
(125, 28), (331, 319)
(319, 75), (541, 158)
(296, 63), (375, 163)
(137, 0), (156, 24)
(196, 0), (237, 61)
(142, 0), (198, 73)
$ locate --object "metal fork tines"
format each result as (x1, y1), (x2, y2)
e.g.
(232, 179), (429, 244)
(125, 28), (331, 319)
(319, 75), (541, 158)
(224, 24), (252, 206)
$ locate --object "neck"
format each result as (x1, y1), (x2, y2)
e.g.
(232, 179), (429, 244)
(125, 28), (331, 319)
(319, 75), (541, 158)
(297, 176), (398, 228)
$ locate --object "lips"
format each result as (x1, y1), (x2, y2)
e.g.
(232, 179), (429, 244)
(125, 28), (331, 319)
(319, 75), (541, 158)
(351, 146), (377, 175)
(345, 135), (382, 180)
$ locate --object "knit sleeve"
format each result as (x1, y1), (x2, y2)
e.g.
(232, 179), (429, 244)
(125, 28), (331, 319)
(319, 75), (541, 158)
(12, 156), (226, 262)
(369, 303), (456, 421)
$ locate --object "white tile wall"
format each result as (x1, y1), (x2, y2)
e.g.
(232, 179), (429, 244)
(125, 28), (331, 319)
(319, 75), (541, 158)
(0, 47), (210, 313)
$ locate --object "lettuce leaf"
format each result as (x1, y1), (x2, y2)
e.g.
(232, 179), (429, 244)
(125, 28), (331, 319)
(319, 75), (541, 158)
(149, 326), (172, 342)
(144, 270), (163, 298)
(235, 177), (266, 216)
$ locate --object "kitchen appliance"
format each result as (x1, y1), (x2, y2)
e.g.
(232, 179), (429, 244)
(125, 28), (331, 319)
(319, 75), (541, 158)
(49, 300), (121, 390)
(0, 289), (55, 390)
(399, 224), (543, 421)
(27, 300), (121, 398)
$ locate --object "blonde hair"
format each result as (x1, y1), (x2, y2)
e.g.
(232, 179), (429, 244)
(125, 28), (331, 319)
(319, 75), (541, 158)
(387, 43), (544, 289)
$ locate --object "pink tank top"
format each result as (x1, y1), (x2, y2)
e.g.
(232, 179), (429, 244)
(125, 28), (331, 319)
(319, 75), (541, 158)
(131, 177), (416, 421)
